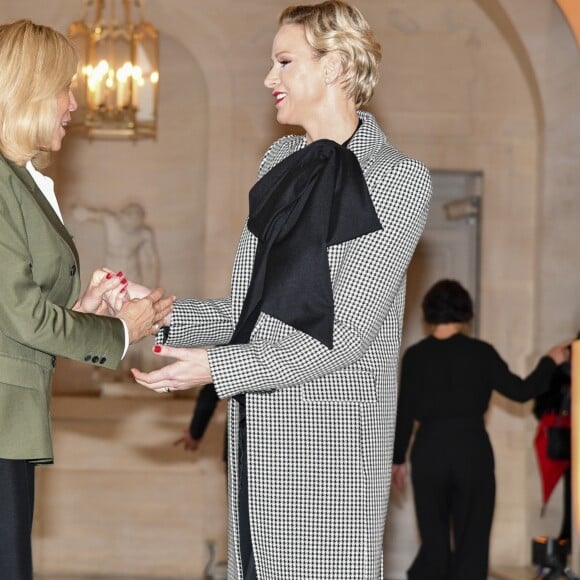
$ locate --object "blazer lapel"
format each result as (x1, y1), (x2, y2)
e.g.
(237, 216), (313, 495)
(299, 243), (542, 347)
(7, 159), (79, 265)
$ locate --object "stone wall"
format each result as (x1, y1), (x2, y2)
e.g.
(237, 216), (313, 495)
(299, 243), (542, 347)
(1, 0), (578, 577)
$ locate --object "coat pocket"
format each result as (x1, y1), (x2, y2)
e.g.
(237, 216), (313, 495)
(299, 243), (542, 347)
(300, 367), (377, 403)
(0, 353), (52, 390)
(0, 353), (54, 460)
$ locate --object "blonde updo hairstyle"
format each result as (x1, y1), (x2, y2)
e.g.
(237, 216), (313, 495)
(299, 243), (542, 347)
(0, 20), (78, 167)
(279, 0), (381, 108)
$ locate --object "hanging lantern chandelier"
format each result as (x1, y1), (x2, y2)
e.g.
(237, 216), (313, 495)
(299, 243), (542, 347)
(68, 0), (160, 139)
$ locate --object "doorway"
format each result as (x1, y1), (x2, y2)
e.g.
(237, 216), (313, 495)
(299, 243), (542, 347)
(402, 170), (482, 351)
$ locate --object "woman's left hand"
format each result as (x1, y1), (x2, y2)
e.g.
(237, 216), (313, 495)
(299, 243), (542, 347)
(73, 268), (127, 314)
(391, 463), (408, 494)
(131, 345), (213, 394)
(547, 339), (574, 366)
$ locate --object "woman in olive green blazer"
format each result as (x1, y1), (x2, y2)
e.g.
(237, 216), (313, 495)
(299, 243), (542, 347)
(0, 20), (173, 579)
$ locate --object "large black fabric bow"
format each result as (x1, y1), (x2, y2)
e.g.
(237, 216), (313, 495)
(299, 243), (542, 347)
(230, 139), (382, 350)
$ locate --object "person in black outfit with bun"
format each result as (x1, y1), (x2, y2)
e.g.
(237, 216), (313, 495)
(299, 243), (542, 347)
(392, 279), (571, 580)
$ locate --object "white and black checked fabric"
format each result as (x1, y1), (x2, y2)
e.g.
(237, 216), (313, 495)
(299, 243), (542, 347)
(165, 112), (432, 579)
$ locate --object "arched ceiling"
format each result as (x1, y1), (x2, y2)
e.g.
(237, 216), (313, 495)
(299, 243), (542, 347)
(473, 0), (543, 130)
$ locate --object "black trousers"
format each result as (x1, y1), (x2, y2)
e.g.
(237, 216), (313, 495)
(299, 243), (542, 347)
(559, 468), (572, 543)
(0, 458), (36, 580)
(408, 419), (495, 580)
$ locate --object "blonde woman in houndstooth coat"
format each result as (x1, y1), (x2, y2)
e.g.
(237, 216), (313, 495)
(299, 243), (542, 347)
(132, 1), (432, 578)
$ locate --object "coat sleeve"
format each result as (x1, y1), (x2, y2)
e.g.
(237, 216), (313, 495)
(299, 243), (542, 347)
(0, 173), (124, 370)
(163, 297), (235, 347)
(489, 346), (556, 402)
(209, 157), (432, 398)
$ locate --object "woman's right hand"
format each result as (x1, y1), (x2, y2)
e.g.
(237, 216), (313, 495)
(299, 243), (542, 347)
(101, 269), (173, 327)
(73, 268), (127, 314)
(100, 267), (151, 301)
(125, 281), (173, 327)
(173, 430), (200, 451)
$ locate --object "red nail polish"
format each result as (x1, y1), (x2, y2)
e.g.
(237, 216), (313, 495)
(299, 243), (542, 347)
(117, 271), (123, 277)
(153, 345), (162, 353)
(106, 273), (112, 279)
(120, 287), (126, 294)
(121, 278), (127, 284)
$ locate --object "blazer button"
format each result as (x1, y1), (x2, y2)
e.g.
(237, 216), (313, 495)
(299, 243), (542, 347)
(91, 356), (99, 363)
(99, 357), (107, 365)
(51, 356), (57, 368)
(69, 264), (77, 276)
(84, 355), (92, 362)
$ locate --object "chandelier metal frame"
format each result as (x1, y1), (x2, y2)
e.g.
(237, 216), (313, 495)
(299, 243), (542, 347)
(68, 0), (160, 139)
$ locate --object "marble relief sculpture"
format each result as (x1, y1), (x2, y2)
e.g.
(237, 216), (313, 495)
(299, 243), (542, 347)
(72, 203), (160, 289)
(73, 203), (161, 389)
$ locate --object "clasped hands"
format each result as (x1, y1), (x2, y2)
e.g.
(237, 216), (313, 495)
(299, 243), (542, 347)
(75, 267), (212, 394)
(73, 267), (174, 344)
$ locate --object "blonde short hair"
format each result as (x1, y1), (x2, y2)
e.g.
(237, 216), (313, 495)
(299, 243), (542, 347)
(0, 20), (78, 167)
(279, 0), (381, 108)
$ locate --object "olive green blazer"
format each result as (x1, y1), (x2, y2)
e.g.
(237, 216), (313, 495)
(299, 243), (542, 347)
(0, 153), (125, 462)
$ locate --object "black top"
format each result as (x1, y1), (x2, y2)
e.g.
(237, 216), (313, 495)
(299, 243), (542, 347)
(393, 333), (556, 464)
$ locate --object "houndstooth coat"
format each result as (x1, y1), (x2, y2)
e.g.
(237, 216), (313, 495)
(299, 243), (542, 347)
(166, 111), (432, 579)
